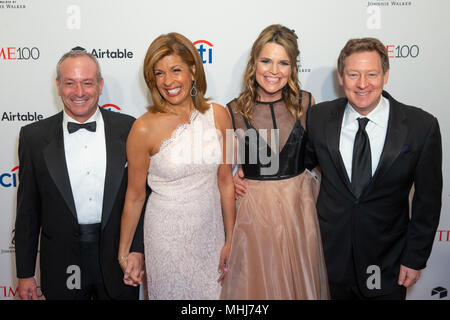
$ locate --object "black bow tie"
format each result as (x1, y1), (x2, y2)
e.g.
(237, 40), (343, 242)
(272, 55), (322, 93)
(67, 121), (97, 134)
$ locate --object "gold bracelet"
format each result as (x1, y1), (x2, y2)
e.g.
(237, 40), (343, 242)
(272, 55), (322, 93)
(118, 255), (128, 265)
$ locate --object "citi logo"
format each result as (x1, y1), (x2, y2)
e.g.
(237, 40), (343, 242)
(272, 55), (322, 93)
(101, 104), (121, 112)
(0, 166), (18, 188)
(193, 40), (213, 64)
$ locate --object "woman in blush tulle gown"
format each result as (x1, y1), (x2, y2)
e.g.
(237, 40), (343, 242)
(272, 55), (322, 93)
(220, 24), (329, 300)
(118, 33), (236, 299)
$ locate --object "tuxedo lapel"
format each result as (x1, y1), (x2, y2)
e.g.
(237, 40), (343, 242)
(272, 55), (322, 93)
(368, 91), (407, 189)
(325, 100), (354, 195)
(42, 112), (78, 221)
(100, 109), (127, 229)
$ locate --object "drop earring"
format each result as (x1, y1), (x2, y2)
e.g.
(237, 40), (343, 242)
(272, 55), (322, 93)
(190, 80), (198, 97)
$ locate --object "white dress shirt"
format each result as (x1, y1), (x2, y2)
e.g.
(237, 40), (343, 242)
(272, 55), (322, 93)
(63, 108), (106, 224)
(339, 97), (390, 182)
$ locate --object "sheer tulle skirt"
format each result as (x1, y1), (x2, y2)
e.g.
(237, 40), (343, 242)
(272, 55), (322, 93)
(220, 170), (329, 300)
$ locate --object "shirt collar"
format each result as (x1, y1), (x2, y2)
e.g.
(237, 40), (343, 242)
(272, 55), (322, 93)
(342, 96), (389, 129)
(63, 108), (101, 126)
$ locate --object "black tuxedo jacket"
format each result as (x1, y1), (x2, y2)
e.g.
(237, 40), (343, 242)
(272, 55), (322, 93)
(15, 107), (145, 299)
(306, 91), (442, 297)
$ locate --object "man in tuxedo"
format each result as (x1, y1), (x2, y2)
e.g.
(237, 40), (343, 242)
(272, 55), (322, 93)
(305, 38), (442, 299)
(15, 49), (145, 300)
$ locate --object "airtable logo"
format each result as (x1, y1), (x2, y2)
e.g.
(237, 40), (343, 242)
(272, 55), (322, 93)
(0, 166), (18, 188)
(70, 46), (134, 59)
(432, 287), (448, 299)
(91, 48), (133, 59)
(193, 40), (213, 64)
(1, 111), (44, 122)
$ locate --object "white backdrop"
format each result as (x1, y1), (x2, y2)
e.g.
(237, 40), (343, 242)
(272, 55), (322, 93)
(0, 0), (449, 300)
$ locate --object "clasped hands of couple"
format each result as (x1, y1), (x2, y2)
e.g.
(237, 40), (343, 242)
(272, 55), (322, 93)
(118, 252), (145, 287)
(119, 244), (232, 287)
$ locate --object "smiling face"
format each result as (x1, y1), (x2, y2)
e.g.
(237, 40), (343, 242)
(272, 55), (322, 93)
(338, 50), (389, 116)
(255, 42), (291, 102)
(56, 55), (104, 123)
(154, 54), (195, 107)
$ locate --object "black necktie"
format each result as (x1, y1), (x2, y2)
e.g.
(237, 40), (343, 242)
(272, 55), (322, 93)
(67, 121), (96, 134)
(351, 117), (371, 198)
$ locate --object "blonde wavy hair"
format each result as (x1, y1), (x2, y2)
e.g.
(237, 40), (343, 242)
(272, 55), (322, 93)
(237, 24), (303, 121)
(143, 32), (210, 113)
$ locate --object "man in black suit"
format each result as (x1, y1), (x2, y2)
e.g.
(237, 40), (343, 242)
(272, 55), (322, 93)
(15, 49), (145, 299)
(305, 38), (442, 299)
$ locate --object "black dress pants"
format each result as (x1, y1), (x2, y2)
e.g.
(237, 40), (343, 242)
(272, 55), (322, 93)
(76, 223), (110, 300)
(329, 248), (407, 300)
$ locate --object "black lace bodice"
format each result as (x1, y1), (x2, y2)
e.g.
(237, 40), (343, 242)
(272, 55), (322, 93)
(227, 91), (312, 180)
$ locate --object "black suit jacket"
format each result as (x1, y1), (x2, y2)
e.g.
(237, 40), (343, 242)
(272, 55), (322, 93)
(15, 107), (145, 299)
(306, 91), (442, 297)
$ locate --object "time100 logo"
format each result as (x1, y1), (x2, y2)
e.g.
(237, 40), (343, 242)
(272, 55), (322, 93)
(0, 47), (40, 60)
(386, 44), (419, 59)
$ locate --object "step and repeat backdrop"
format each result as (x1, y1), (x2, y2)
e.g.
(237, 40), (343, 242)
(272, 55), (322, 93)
(0, 0), (449, 300)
